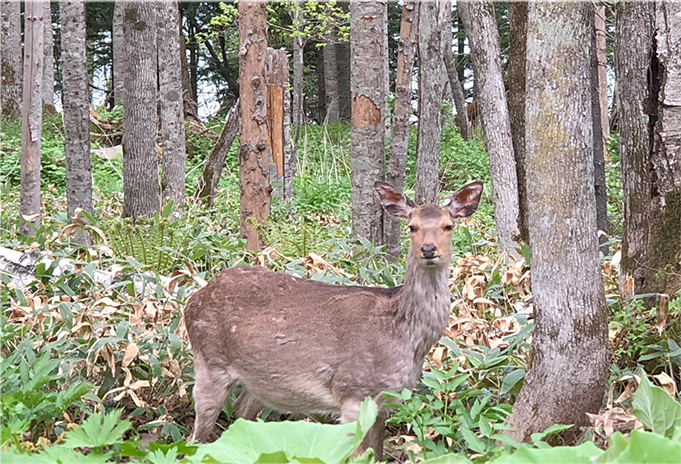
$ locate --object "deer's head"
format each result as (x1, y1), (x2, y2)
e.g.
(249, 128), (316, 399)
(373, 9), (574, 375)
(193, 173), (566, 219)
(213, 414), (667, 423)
(375, 182), (484, 269)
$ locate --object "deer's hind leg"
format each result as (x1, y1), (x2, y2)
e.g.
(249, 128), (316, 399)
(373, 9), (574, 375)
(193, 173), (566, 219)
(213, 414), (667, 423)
(189, 356), (236, 442)
(233, 390), (265, 420)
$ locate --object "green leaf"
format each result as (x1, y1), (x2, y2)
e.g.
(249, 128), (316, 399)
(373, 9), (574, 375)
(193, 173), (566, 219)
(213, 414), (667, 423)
(187, 398), (378, 464)
(421, 453), (472, 464)
(460, 428), (487, 454)
(62, 410), (131, 449)
(633, 372), (681, 439)
(500, 369), (525, 395)
(596, 430), (681, 463)
(495, 441), (603, 463)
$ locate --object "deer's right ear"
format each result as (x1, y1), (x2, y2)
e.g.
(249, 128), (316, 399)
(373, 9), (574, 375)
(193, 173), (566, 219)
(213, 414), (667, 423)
(374, 181), (415, 220)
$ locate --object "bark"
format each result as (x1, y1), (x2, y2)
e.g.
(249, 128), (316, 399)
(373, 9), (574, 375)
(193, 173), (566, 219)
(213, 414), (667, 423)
(589, 3), (610, 252)
(291, 1), (305, 127)
(595, 6), (610, 161)
(337, 40), (351, 121)
(350, 0), (387, 245)
(317, 46), (326, 123)
(157, 0), (187, 209)
(442, 0), (469, 141)
(42, 3), (55, 112)
(61, 0), (93, 245)
(266, 48), (289, 199)
(507, 1), (528, 244)
(195, 101), (240, 206)
(415, 1), (446, 205)
(112, 1), (125, 107)
(385, 1), (418, 256)
(1, 0), (22, 119)
(238, 1), (271, 251)
(122, 2), (159, 219)
(20, 1), (46, 236)
(617, 2), (681, 297)
(283, 79), (296, 202)
(460, 1), (521, 255)
(323, 36), (340, 123)
(506, 3), (609, 442)
(178, 12), (198, 120)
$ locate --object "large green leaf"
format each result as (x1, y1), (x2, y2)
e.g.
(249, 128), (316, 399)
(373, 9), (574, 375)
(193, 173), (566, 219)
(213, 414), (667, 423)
(420, 453), (472, 464)
(596, 430), (681, 463)
(188, 398), (378, 464)
(632, 373), (681, 440)
(62, 410), (131, 449)
(494, 441), (603, 463)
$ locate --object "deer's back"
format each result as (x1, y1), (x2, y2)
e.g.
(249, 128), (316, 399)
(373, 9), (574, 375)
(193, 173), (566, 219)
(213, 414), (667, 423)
(184, 266), (418, 413)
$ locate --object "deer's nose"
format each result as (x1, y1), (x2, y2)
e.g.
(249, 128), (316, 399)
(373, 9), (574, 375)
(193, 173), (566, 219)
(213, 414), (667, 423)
(421, 243), (437, 259)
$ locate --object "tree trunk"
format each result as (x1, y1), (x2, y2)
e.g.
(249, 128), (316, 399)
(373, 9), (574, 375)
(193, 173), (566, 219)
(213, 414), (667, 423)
(589, 3), (610, 252)
(323, 37), (340, 123)
(291, 1), (305, 127)
(61, 0), (93, 245)
(442, 0), (469, 141)
(506, 3), (609, 442)
(415, 0), (446, 205)
(238, 0), (271, 251)
(385, 1), (418, 256)
(316, 46), (326, 123)
(266, 47), (289, 199)
(507, 1), (528, 244)
(617, 2), (681, 298)
(20, 1), (46, 236)
(350, 0), (387, 246)
(42, 3), (55, 112)
(178, 12), (198, 120)
(337, 40), (351, 122)
(460, 1), (521, 256)
(112, 1), (125, 107)
(595, 6), (609, 161)
(122, 2), (159, 219)
(195, 101), (240, 205)
(1, 0), (23, 119)
(157, 0), (187, 209)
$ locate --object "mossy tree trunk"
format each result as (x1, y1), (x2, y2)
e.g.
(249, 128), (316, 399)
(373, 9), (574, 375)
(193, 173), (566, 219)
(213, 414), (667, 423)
(506, 2), (609, 442)
(238, 0), (271, 251)
(385, 0), (418, 256)
(616, 2), (681, 299)
(350, 0), (387, 245)
(19, 1), (46, 236)
(1, 0), (23, 119)
(122, 2), (159, 219)
(61, 0), (93, 245)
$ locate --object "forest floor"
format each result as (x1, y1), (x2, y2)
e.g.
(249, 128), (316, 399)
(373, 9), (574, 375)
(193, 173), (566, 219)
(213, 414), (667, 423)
(1, 113), (679, 463)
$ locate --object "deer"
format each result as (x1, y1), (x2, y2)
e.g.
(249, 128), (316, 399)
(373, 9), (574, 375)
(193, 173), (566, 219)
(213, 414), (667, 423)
(184, 180), (484, 459)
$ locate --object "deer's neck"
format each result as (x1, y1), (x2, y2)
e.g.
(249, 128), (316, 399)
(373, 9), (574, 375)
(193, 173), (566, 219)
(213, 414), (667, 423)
(395, 250), (451, 362)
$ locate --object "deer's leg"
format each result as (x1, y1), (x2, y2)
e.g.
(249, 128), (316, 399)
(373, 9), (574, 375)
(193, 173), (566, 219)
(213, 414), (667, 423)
(340, 401), (386, 461)
(189, 362), (235, 443)
(233, 390), (264, 421)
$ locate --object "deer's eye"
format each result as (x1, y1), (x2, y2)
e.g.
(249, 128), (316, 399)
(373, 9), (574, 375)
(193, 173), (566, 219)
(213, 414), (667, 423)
(443, 224), (453, 232)
(408, 225), (418, 233)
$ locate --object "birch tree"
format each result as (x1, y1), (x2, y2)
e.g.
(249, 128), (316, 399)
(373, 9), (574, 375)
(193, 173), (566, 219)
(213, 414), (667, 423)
(1, 0), (22, 119)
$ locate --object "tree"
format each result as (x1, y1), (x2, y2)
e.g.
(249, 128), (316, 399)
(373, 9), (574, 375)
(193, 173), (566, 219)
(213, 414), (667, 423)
(43, 3), (56, 112)
(442, 2), (470, 143)
(323, 35), (340, 123)
(616, 2), (681, 298)
(460, 1), (521, 256)
(157, 0), (187, 209)
(122, 2), (159, 219)
(506, 1), (528, 243)
(61, 0), (92, 245)
(1, 0), (22, 119)
(350, 0), (387, 245)
(238, 0), (271, 251)
(595, 6), (609, 158)
(20, 1), (46, 236)
(385, 1), (418, 256)
(506, 2), (608, 441)
(414, 0), (446, 206)
(112, 1), (125, 107)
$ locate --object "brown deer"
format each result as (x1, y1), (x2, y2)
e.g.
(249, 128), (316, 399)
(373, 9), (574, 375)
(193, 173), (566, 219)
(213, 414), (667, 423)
(184, 181), (484, 458)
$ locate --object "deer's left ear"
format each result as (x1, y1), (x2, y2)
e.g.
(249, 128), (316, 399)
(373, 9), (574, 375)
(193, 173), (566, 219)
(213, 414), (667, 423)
(374, 181), (416, 220)
(447, 182), (484, 219)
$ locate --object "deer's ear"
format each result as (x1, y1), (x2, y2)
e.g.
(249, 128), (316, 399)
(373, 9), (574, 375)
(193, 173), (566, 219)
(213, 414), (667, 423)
(447, 182), (484, 219)
(374, 181), (415, 220)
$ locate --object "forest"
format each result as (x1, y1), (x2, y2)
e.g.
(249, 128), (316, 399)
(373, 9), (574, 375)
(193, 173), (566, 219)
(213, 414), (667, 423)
(1, 1), (680, 463)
